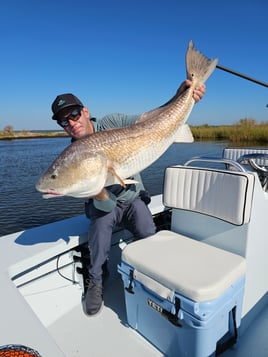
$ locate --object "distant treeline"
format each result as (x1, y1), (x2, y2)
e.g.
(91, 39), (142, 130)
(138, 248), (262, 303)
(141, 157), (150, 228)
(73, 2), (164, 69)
(1, 119), (268, 144)
(0, 125), (67, 140)
(191, 118), (268, 144)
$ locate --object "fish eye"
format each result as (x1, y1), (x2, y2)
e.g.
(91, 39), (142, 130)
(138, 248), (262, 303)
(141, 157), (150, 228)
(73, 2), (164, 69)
(51, 174), (57, 180)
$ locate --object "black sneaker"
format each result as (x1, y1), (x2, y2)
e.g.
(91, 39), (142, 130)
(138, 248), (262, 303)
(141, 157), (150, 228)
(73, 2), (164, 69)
(85, 281), (103, 316)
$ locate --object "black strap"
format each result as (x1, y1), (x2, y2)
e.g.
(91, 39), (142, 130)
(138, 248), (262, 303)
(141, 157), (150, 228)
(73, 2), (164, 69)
(161, 297), (182, 327)
(216, 306), (238, 355)
(125, 269), (135, 294)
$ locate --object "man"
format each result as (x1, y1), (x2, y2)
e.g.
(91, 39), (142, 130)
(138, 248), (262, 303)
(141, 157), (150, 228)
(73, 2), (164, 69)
(51, 80), (205, 316)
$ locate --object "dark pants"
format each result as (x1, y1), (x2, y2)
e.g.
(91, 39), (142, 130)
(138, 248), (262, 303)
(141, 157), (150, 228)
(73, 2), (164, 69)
(85, 198), (156, 284)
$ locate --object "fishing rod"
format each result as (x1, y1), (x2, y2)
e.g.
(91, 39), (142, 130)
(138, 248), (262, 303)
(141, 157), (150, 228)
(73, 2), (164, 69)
(216, 64), (268, 89)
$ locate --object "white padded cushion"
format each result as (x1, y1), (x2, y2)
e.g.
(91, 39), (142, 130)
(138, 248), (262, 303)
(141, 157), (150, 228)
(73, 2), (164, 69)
(223, 147), (268, 166)
(163, 166), (254, 225)
(122, 230), (246, 302)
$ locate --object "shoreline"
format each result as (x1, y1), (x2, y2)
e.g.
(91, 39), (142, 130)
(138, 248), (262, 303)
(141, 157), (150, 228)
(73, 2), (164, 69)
(1, 121), (268, 145)
(0, 132), (68, 140)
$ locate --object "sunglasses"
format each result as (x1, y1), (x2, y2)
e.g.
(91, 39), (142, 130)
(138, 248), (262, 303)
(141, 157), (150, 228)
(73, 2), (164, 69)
(57, 108), (83, 127)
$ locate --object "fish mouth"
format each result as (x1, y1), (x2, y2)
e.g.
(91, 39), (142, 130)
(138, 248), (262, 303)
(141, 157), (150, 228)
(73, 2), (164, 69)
(40, 190), (63, 199)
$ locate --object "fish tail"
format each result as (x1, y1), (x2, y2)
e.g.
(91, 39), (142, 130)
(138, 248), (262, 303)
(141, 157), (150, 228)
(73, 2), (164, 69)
(186, 40), (218, 85)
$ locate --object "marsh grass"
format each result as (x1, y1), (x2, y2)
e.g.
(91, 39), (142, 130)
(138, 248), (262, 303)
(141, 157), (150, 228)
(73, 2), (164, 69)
(0, 129), (67, 140)
(191, 119), (268, 144)
(1, 118), (268, 144)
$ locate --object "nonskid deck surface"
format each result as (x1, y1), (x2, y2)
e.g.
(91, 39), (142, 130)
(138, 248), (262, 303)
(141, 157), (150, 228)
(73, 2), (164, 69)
(20, 240), (268, 357)
(223, 305), (268, 357)
(46, 270), (268, 357)
(48, 272), (162, 356)
(28, 242), (163, 357)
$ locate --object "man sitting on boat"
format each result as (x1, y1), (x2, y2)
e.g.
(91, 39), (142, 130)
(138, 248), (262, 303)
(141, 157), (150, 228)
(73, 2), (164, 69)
(50, 81), (205, 316)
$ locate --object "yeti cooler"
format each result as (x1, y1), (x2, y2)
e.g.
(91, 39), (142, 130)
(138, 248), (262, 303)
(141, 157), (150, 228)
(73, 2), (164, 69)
(118, 230), (246, 357)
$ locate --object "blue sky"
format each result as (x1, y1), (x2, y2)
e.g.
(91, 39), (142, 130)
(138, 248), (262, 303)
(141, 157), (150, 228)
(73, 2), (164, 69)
(1, 0), (267, 130)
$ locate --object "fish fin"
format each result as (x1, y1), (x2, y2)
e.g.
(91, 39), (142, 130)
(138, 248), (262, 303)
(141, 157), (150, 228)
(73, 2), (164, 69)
(186, 40), (218, 85)
(174, 124), (194, 143)
(123, 179), (139, 185)
(108, 166), (139, 187)
(108, 166), (126, 187)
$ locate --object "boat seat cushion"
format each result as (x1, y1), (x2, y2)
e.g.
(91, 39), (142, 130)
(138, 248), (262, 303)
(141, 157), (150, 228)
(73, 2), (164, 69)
(122, 230), (246, 302)
(223, 147), (268, 166)
(163, 166), (254, 225)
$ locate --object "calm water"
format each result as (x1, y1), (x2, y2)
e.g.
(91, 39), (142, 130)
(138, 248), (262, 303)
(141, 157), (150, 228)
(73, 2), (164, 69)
(0, 138), (228, 236)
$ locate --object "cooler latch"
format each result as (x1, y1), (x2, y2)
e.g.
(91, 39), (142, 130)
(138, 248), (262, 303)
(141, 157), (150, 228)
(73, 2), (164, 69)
(163, 297), (182, 327)
(125, 269), (135, 294)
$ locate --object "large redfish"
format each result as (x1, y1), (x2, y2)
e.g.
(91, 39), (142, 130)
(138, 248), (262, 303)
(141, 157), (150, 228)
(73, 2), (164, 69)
(36, 41), (218, 198)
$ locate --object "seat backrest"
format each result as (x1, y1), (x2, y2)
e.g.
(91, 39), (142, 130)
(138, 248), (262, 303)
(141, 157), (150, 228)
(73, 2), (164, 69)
(163, 166), (255, 226)
(223, 147), (268, 166)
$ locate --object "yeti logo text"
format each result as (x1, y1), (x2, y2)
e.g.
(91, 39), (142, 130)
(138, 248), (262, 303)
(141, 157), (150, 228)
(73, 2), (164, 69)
(147, 298), (163, 313)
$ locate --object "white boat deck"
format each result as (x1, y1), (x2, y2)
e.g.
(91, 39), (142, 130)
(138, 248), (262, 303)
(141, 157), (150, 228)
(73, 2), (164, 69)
(10, 228), (268, 357)
(0, 196), (165, 356)
(1, 162), (268, 356)
(0, 214), (89, 356)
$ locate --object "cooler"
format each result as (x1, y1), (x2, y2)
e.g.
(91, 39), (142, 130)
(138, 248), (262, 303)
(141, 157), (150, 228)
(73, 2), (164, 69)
(118, 230), (246, 357)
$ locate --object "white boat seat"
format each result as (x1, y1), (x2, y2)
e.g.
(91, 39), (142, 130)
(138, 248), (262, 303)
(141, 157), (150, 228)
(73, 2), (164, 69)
(223, 148), (268, 191)
(122, 230), (246, 302)
(163, 166), (255, 226)
(223, 147), (268, 167)
(122, 166), (251, 301)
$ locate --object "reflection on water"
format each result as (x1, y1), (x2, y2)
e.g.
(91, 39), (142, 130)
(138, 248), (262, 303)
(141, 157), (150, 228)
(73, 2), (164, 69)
(0, 138), (228, 236)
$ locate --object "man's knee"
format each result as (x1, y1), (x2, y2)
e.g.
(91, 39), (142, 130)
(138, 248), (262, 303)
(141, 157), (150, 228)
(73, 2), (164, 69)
(136, 219), (156, 239)
(128, 199), (156, 239)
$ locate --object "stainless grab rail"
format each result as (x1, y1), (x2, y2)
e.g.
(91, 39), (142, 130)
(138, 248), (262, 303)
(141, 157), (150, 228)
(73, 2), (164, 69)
(184, 157), (247, 172)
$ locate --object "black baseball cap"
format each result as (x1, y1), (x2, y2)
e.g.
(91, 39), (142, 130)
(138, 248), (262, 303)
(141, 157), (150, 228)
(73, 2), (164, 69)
(51, 93), (83, 120)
